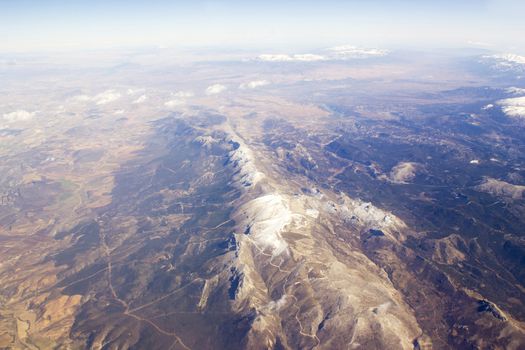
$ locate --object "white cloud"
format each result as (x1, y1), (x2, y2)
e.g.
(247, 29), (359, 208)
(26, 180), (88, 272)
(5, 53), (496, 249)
(164, 99), (186, 108)
(239, 80), (270, 89)
(327, 45), (389, 59)
(292, 54), (326, 61)
(94, 90), (121, 105)
(2, 110), (35, 122)
(132, 94), (147, 104)
(206, 84), (227, 95)
(126, 88), (145, 95)
(257, 54), (325, 62)
(72, 90), (121, 105)
(257, 54), (293, 62)
(164, 91), (194, 108)
(172, 91), (194, 98)
(257, 45), (388, 63)
(498, 96), (525, 118)
(72, 94), (91, 102)
(467, 40), (491, 47)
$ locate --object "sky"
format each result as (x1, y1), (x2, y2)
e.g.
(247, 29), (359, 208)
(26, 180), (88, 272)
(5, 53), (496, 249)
(1, 0), (525, 53)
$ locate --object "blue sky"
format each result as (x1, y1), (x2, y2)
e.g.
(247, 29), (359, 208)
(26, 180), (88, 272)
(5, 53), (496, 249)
(1, 0), (524, 52)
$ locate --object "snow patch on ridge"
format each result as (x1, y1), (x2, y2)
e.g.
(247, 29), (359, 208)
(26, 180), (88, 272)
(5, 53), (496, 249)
(320, 194), (406, 240)
(227, 139), (291, 255)
(498, 96), (525, 118)
(228, 142), (265, 188)
(490, 54), (525, 65)
(235, 194), (292, 256)
(194, 135), (219, 149)
(483, 53), (525, 73)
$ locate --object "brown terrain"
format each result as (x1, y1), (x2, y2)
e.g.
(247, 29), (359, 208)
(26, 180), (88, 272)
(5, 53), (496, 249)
(1, 49), (525, 349)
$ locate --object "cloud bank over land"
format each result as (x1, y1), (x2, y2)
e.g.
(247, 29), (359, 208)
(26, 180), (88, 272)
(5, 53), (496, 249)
(257, 45), (388, 62)
(257, 54), (325, 62)
(327, 45), (389, 59)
